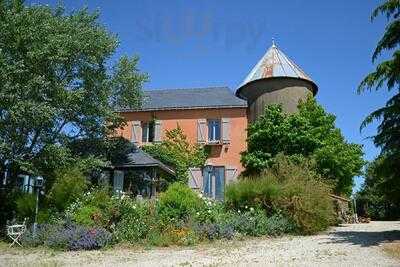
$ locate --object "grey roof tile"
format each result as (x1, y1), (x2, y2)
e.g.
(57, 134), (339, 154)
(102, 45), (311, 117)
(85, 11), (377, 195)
(120, 86), (247, 111)
(115, 147), (175, 175)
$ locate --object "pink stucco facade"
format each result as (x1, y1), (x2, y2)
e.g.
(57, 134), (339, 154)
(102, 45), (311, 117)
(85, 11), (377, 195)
(116, 107), (248, 180)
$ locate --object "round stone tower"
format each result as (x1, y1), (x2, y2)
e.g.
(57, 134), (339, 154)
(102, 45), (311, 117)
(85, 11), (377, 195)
(236, 42), (318, 122)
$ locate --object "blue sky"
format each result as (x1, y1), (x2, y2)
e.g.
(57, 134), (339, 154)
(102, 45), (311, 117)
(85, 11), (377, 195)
(28, 0), (392, 191)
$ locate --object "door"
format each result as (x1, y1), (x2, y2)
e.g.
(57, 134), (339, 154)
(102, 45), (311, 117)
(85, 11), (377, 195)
(202, 166), (225, 200)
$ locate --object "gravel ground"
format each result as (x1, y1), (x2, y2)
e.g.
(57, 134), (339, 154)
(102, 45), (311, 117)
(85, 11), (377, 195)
(1, 221), (399, 267)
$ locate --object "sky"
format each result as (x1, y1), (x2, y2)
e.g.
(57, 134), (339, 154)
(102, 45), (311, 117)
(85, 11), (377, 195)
(28, 0), (393, 192)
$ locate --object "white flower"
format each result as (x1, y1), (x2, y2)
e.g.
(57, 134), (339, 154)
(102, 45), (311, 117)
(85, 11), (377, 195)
(238, 210), (241, 213)
(196, 212), (200, 215)
(245, 205), (248, 209)
(208, 210), (212, 214)
(250, 207), (254, 212)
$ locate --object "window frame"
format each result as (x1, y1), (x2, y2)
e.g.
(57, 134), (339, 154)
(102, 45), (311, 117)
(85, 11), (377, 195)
(207, 119), (221, 143)
(141, 121), (155, 143)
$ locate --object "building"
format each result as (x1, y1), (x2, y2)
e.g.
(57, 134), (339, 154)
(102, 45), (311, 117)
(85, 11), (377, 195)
(116, 42), (317, 199)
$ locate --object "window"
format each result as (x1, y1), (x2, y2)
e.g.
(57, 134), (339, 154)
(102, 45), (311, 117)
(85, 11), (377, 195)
(142, 121), (155, 143)
(208, 119), (221, 142)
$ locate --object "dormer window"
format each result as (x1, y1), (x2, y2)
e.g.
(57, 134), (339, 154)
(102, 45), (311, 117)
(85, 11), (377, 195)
(208, 119), (221, 143)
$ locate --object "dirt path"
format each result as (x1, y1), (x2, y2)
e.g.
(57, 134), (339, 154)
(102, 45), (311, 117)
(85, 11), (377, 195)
(1, 221), (399, 267)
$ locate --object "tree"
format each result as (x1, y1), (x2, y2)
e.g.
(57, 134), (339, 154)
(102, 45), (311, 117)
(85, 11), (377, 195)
(0, 1), (147, 178)
(358, 0), (400, 177)
(356, 0), (400, 219)
(143, 127), (207, 184)
(357, 155), (400, 219)
(241, 98), (364, 196)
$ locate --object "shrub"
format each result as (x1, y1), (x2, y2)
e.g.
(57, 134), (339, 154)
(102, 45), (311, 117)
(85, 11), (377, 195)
(194, 223), (235, 240)
(194, 207), (294, 239)
(193, 199), (226, 224)
(225, 177), (280, 212)
(73, 205), (102, 227)
(264, 213), (295, 236)
(157, 183), (204, 222)
(147, 226), (198, 247)
(143, 127), (207, 184)
(69, 227), (112, 250)
(226, 155), (335, 234)
(15, 193), (36, 221)
(22, 219), (112, 250)
(21, 223), (56, 247)
(47, 167), (88, 211)
(114, 200), (157, 243)
(66, 188), (119, 229)
(271, 155), (335, 234)
(228, 209), (270, 236)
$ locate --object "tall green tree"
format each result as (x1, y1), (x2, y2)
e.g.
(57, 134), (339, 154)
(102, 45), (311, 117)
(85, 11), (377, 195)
(357, 0), (400, 218)
(0, 1), (147, 177)
(241, 98), (364, 196)
(358, 0), (400, 172)
(357, 155), (400, 219)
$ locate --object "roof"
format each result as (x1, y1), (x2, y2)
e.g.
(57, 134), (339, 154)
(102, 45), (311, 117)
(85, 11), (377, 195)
(119, 86), (247, 111)
(238, 42), (317, 89)
(114, 147), (175, 175)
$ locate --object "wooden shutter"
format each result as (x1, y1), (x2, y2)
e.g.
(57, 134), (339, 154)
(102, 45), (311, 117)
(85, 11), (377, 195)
(113, 170), (124, 195)
(131, 121), (141, 145)
(154, 120), (162, 143)
(221, 118), (230, 144)
(197, 119), (207, 144)
(225, 166), (238, 184)
(188, 167), (203, 190)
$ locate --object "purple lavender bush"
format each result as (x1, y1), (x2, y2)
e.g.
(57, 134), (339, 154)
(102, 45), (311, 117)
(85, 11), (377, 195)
(195, 223), (235, 240)
(22, 219), (112, 250)
(69, 227), (112, 250)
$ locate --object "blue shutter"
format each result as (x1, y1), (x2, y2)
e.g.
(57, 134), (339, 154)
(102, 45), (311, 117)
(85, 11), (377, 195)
(215, 167), (225, 200)
(203, 166), (212, 197)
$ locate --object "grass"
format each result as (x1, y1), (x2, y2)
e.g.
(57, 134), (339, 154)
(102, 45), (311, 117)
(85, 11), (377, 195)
(383, 242), (400, 260)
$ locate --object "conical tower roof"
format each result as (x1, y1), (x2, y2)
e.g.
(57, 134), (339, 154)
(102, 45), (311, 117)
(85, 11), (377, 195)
(236, 42), (318, 97)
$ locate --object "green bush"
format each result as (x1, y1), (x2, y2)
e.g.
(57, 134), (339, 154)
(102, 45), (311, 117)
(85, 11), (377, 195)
(146, 225), (198, 247)
(73, 205), (102, 227)
(15, 193), (36, 221)
(114, 200), (157, 243)
(225, 176), (281, 212)
(264, 213), (296, 236)
(226, 155), (335, 234)
(143, 127), (207, 184)
(157, 182), (204, 222)
(67, 188), (118, 228)
(47, 167), (88, 211)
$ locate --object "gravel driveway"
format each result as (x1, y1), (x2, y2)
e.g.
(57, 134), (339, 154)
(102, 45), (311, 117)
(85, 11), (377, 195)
(1, 221), (399, 267)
